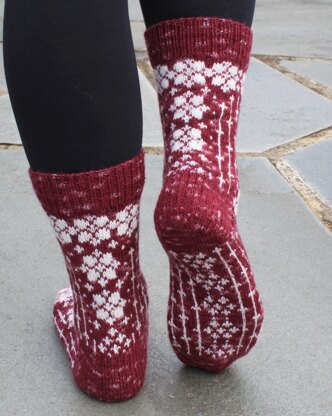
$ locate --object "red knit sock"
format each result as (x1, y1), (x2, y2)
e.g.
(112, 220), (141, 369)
(29, 149), (148, 401)
(144, 17), (264, 371)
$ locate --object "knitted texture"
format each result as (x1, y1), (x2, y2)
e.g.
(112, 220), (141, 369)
(145, 17), (264, 371)
(29, 149), (148, 401)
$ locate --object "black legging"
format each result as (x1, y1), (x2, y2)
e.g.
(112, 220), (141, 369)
(3, 0), (256, 173)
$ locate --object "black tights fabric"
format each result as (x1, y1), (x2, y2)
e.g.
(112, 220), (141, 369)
(140, 0), (256, 29)
(3, 0), (256, 173)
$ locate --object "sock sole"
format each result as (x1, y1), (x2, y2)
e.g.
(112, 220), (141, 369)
(155, 184), (264, 371)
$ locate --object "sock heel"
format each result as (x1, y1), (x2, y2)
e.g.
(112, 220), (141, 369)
(154, 175), (233, 251)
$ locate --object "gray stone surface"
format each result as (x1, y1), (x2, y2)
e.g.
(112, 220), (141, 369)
(128, 0), (144, 21)
(138, 69), (163, 147)
(0, 0), (3, 42)
(252, 0), (332, 58)
(237, 58), (332, 152)
(131, 21), (146, 52)
(0, 43), (6, 93)
(1, 149), (331, 415)
(0, 95), (21, 143)
(286, 137), (332, 205)
(280, 59), (332, 89)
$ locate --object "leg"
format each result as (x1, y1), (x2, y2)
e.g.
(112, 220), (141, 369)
(3, 0), (148, 401)
(140, 0), (256, 28)
(141, 3), (264, 370)
(3, 0), (142, 173)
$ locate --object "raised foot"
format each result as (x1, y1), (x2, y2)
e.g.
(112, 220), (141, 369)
(166, 235), (264, 372)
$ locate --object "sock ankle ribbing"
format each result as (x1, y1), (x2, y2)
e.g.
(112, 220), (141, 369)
(144, 17), (264, 371)
(29, 149), (148, 401)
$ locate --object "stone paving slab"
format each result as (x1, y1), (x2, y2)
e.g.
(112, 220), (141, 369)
(279, 59), (332, 89)
(252, 0), (332, 58)
(1, 149), (331, 416)
(0, 0), (3, 43)
(0, 95), (21, 144)
(0, 44), (6, 93)
(286, 137), (332, 205)
(128, 0), (144, 22)
(233, 58), (332, 152)
(131, 21), (146, 52)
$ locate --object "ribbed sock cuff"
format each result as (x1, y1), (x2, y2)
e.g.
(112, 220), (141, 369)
(144, 17), (253, 71)
(28, 148), (145, 218)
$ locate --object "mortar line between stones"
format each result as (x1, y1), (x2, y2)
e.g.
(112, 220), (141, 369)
(268, 157), (332, 232)
(262, 125), (332, 158)
(141, 126), (332, 157)
(3, 125), (331, 157)
(0, 143), (23, 149)
(254, 54), (332, 100)
(137, 58), (155, 88)
(2, 115), (331, 157)
(253, 54), (332, 63)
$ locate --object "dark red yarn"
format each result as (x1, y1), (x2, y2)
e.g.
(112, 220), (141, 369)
(29, 149), (148, 401)
(145, 17), (264, 371)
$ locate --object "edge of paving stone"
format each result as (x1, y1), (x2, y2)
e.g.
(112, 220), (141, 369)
(254, 54), (332, 100)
